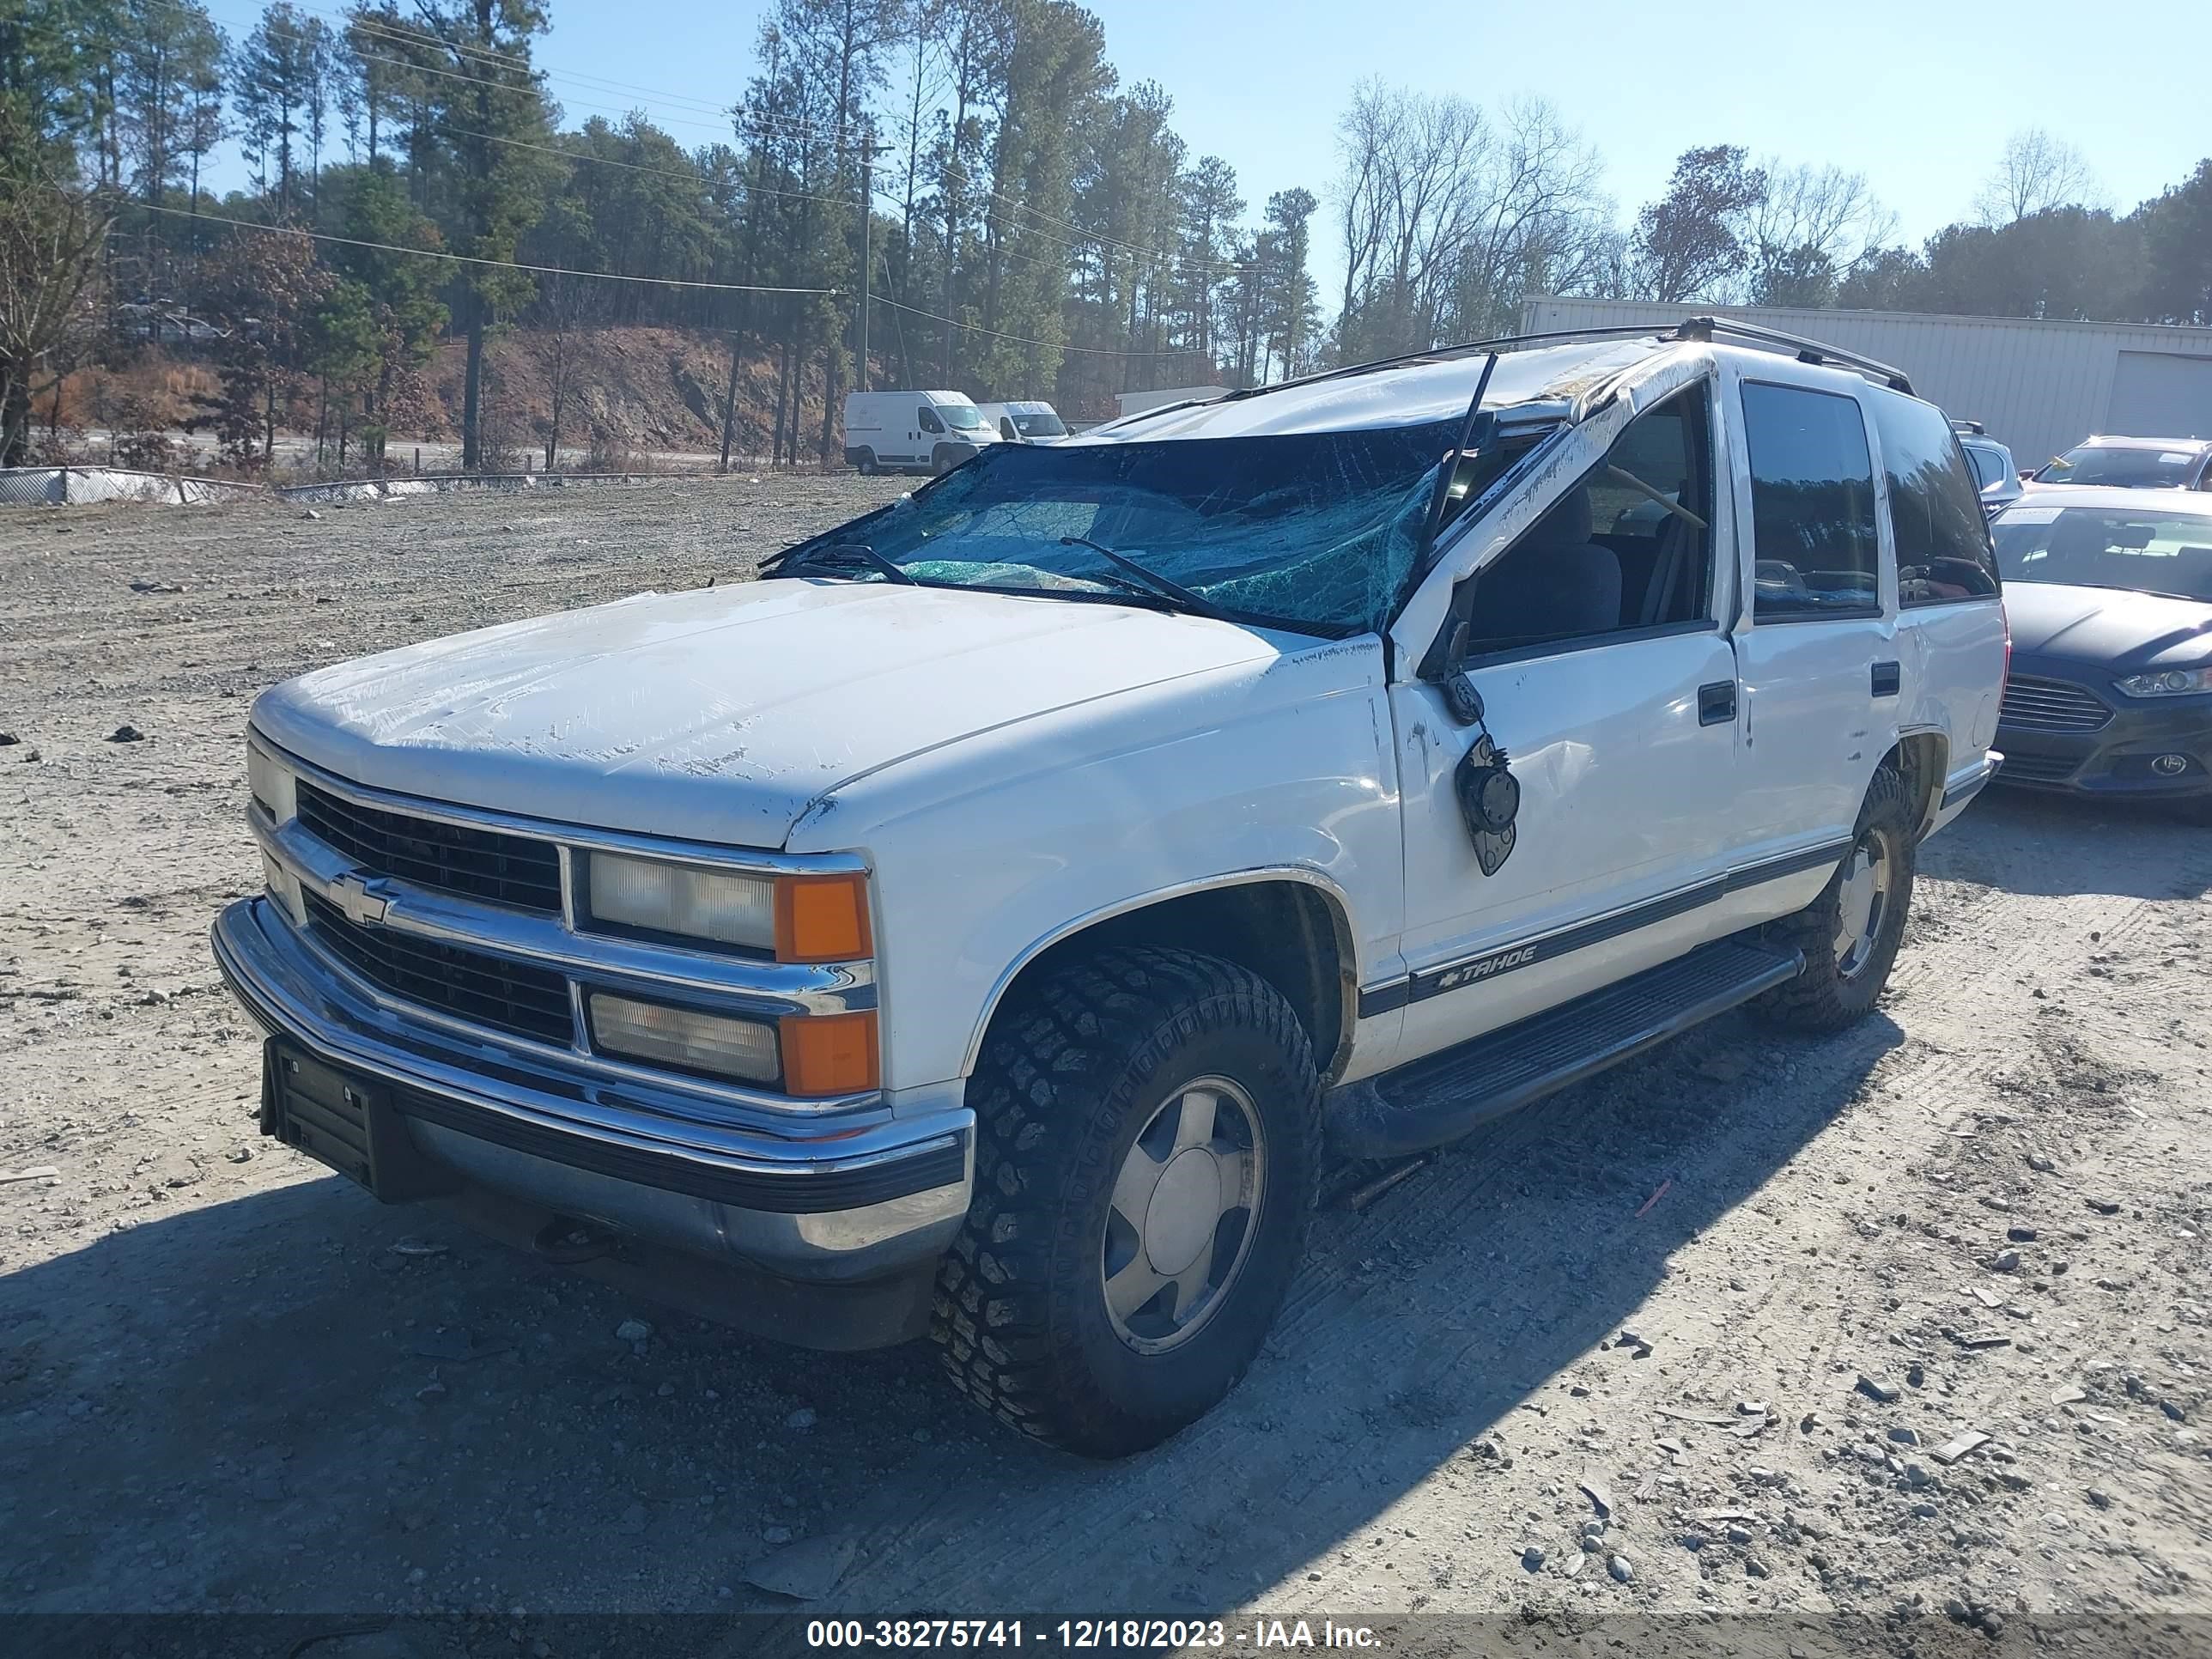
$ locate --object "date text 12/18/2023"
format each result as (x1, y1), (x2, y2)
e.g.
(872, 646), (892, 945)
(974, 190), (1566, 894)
(805, 1620), (1385, 1650)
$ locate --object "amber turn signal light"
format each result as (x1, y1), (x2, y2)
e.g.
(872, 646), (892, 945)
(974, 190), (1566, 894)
(774, 872), (872, 963)
(779, 1010), (880, 1097)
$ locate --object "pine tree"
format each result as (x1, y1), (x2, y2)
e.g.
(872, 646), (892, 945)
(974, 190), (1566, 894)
(409, 0), (556, 470)
(230, 3), (333, 214)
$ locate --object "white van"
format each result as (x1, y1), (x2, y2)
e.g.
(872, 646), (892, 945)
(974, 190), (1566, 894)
(842, 391), (998, 476)
(973, 400), (1070, 444)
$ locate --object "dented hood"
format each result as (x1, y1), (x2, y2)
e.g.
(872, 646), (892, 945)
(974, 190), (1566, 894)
(252, 578), (1276, 848)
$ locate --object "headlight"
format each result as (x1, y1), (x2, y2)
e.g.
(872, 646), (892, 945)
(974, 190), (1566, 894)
(584, 853), (872, 963)
(246, 738), (296, 820)
(2115, 667), (2212, 698)
(588, 993), (780, 1084)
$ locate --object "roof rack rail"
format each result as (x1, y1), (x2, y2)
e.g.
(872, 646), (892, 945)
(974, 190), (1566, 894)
(1218, 324), (1675, 406)
(1672, 316), (1913, 394)
(1948, 417), (1986, 434)
(1183, 315), (1911, 413)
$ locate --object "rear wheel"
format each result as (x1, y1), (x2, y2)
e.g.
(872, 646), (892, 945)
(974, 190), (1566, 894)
(932, 947), (1322, 1457)
(1751, 763), (1916, 1032)
(854, 448), (878, 477)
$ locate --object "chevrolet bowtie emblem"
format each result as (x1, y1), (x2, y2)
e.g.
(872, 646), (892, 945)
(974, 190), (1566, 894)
(331, 872), (390, 927)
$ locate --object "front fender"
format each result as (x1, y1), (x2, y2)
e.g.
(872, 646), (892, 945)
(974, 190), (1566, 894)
(791, 637), (1405, 1095)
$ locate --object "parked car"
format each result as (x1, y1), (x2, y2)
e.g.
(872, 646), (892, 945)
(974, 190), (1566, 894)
(214, 318), (2007, 1456)
(1952, 422), (2022, 516)
(973, 399), (1070, 444)
(842, 390), (1000, 476)
(1988, 489), (2212, 805)
(2031, 434), (2212, 492)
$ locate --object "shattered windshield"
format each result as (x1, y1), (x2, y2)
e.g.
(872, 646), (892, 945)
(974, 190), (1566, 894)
(794, 422), (1464, 634)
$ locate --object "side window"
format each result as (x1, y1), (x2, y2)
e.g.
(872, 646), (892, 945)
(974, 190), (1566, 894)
(1869, 390), (2000, 606)
(1452, 383), (1716, 659)
(1962, 445), (1999, 490)
(919, 407), (944, 434)
(1741, 381), (1880, 620)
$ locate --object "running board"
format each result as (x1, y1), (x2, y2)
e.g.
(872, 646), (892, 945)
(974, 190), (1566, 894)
(1330, 937), (1805, 1160)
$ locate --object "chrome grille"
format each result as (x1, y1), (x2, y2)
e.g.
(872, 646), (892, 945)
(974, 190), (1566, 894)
(1999, 675), (2112, 733)
(302, 891), (574, 1045)
(295, 781), (563, 913)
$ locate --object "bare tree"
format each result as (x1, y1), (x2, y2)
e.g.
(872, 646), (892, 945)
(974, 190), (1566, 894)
(0, 161), (113, 466)
(1333, 86), (1616, 359)
(1974, 127), (2096, 226)
(1333, 79), (1400, 332)
(539, 272), (586, 471)
(1746, 162), (1894, 306)
(1445, 97), (1610, 337)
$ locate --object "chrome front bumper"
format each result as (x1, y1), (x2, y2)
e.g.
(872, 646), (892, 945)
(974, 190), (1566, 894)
(212, 895), (973, 1287)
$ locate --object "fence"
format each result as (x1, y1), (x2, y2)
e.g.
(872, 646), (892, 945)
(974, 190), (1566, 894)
(0, 466), (665, 508)
(274, 471), (654, 504)
(0, 466), (264, 506)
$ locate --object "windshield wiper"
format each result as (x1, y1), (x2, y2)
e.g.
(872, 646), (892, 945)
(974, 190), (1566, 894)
(1058, 536), (1231, 621)
(760, 541), (915, 585)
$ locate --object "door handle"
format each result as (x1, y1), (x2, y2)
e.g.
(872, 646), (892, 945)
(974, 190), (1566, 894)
(1872, 660), (1901, 698)
(1698, 680), (1737, 726)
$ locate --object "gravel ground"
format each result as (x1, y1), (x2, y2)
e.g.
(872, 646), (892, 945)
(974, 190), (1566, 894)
(1, 478), (2208, 1656)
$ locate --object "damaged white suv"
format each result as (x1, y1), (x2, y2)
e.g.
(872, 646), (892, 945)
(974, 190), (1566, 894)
(215, 319), (2008, 1456)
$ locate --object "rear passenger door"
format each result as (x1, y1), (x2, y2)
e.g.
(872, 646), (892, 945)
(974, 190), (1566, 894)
(1869, 389), (2008, 802)
(1728, 371), (1895, 864)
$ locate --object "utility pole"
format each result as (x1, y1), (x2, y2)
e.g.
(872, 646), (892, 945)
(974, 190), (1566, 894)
(858, 136), (874, 392)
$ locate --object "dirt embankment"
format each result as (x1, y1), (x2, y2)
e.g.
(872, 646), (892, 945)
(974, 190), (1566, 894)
(37, 326), (832, 469)
(0, 481), (2207, 1656)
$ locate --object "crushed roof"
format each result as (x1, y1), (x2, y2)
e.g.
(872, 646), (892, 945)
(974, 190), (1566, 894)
(1073, 337), (1668, 444)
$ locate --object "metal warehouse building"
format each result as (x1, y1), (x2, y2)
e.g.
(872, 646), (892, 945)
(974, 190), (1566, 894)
(1522, 295), (2212, 475)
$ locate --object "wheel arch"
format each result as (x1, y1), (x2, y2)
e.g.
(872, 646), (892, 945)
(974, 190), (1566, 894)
(961, 870), (1360, 1085)
(1887, 726), (1950, 839)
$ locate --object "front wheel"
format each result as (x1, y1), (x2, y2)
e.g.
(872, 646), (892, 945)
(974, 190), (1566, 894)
(932, 948), (1322, 1457)
(1750, 763), (1917, 1032)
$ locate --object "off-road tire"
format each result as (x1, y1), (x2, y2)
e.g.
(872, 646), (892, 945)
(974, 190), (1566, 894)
(1751, 763), (1917, 1033)
(931, 947), (1322, 1458)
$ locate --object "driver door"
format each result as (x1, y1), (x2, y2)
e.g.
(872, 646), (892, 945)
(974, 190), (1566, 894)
(1373, 379), (1753, 1067)
(912, 405), (945, 465)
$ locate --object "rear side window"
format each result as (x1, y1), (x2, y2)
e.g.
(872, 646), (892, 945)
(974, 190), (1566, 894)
(1742, 382), (1881, 619)
(1869, 390), (2000, 606)
(1963, 443), (2006, 492)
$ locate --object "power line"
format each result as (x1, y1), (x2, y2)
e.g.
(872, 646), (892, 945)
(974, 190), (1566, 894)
(873, 295), (1208, 360)
(118, 196), (836, 294)
(100, 193), (1200, 364)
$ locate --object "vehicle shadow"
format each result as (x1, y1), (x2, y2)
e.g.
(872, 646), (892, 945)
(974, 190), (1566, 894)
(0, 1001), (1901, 1627)
(1923, 786), (2211, 901)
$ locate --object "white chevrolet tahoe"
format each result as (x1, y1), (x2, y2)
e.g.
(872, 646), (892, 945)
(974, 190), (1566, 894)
(214, 319), (2008, 1457)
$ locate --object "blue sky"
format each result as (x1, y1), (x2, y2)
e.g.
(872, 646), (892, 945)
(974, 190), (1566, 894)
(201, 0), (2204, 299)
